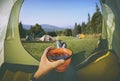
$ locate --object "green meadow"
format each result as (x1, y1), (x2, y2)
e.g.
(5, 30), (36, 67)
(22, 35), (99, 60)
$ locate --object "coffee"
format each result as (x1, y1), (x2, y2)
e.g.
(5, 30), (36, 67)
(47, 52), (70, 60)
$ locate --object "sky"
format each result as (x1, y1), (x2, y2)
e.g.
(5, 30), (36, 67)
(19, 0), (101, 27)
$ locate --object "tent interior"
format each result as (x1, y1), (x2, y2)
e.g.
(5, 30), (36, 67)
(0, 0), (120, 81)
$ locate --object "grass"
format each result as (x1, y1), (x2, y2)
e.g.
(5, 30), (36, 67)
(22, 35), (99, 60)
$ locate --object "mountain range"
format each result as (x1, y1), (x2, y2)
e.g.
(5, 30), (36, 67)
(23, 24), (73, 32)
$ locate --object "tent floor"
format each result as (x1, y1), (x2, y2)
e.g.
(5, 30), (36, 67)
(1, 62), (120, 81)
(2, 70), (32, 81)
(0, 63), (80, 81)
(0, 63), (38, 81)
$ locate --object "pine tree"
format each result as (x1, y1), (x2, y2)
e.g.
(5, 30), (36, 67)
(91, 3), (102, 34)
(84, 3), (102, 34)
(81, 22), (87, 34)
(72, 23), (82, 36)
(64, 29), (72, 36)
(96, 3), (100, 13)
(29, 23), (45, 38)
(88, 13), (91, 23)
(77, 24), (82, 34)
(19, 22), (27, 38)
(72, 22), (78, 36)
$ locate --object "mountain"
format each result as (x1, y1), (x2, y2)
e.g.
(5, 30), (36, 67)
(23, 24), (73, 32)
(41, 24), (65, 32)
(23, 24), (67, 32)
(63, 26), (74, 29)
(23, 24), (31, 30)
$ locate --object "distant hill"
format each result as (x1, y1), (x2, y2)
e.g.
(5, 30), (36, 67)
(23, 24), (31, 30)
(23, 24), (73, 32)
(63, 26), (74, 29)
(41, 24), (65, 32)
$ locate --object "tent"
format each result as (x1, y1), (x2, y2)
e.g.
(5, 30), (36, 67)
(76, 34), (85, 39)
(39, 35), (54, 42)
(26, 34), (34, 41)
(0, 0), (120, 81)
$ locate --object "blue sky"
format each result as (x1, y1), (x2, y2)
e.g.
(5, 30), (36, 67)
(19, 0), (101, 27)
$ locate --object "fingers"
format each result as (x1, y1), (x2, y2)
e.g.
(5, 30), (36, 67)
(52, 59), (65, 68)
(43, 46), (54, 57)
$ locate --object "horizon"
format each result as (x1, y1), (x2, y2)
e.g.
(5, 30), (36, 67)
(19, 0), (101, 28)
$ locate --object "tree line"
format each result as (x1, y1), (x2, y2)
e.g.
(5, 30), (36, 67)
(19, 3), (102, 38)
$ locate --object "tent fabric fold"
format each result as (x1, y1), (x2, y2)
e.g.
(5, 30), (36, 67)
(0, 0), (17, 67)
(101, 0), (120, 60)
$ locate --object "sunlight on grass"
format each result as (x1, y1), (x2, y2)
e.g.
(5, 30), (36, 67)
(22, 36), (99, 60)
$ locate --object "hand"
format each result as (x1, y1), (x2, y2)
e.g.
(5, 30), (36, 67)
(34, 46), (65, 79)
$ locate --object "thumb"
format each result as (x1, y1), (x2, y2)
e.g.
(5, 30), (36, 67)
(52, 59), (65, 68)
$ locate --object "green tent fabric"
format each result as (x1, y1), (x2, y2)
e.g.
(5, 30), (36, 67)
(0, 0), (39, 66)
(0, 0), (16, 67)
(101, 0), (120, 61)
